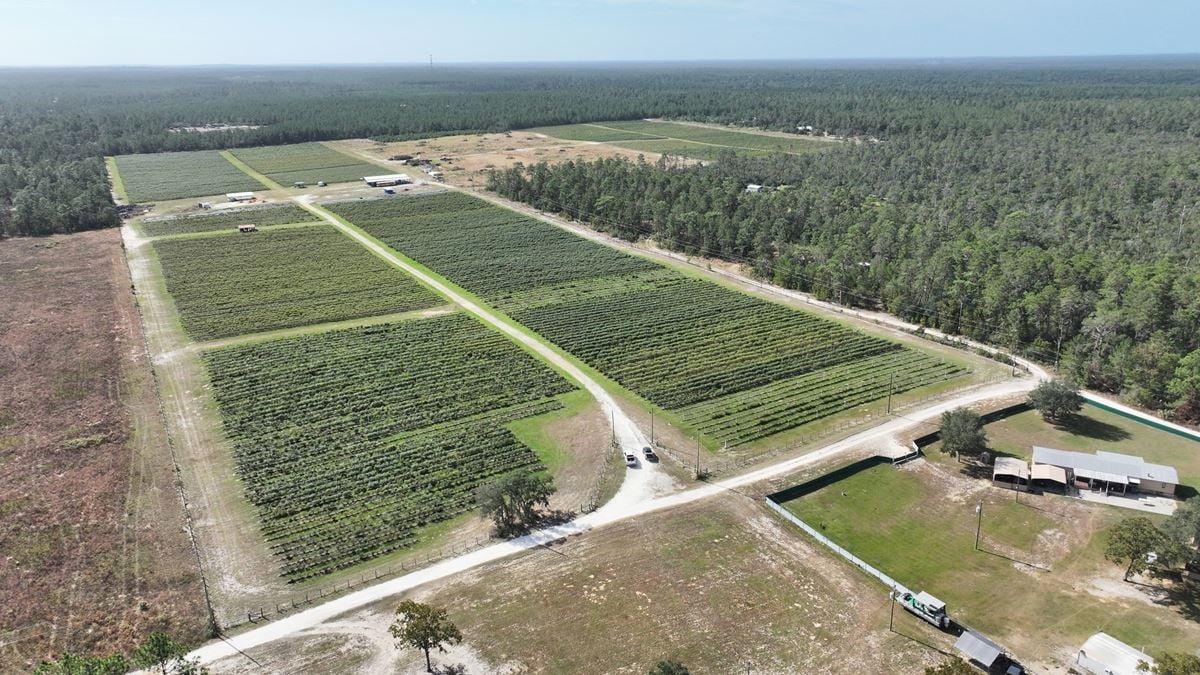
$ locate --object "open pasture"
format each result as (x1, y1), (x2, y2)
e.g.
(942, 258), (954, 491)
(329, 192), (965, 448)
(532, 119), (830, 159)
(138, 203), (318, 238)
(112, 149), (260, 201)
(152, 225), (441, 340)
(230, 142), (381, 185)
(204, 315), (575, 581)
(525, 123), (665, 142)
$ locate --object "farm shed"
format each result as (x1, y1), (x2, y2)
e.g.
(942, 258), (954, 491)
(1032, 446), (1178, 497)
(1074, 632), (1155, 675)
(226, 191), (255, 202)
(237, 224), (257, 233)
(363, 174), (412, 187)
(992, 457), (1029, 490)
(1030, 463), (1068, 490)
(954, 630), (1004, 670)
(745, 183), (765, 193)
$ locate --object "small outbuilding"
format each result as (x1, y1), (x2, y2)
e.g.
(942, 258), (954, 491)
(954, 630), (1004, 671)
(237, 223), (257, 233)
(363, 174), (412, 187)
(745, 184), (766, 193)
(992, 457), (1030, 491)
(1075, 632), (1155, 675)
(226, 191), (255, 202)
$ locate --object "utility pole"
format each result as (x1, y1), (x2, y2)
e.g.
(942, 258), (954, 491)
(429, 54), (434, 70)
(888, 585), (896, 631)
(650, 410), (655, 445)
(695, 436), (701, 479)
(974, 501), (983, 551)
(611, 411), (616, 448)
(886, 371), (895, 414)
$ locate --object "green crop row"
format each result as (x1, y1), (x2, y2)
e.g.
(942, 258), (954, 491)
(139, 203), (317, 237)
(203, 316), (575, 581)
(230, 142), (380, 185)
(153, 225), (442, 340)
(326, 197), (658, 296)
(113, 149), (261, 201)
(330, 191), (965, 447)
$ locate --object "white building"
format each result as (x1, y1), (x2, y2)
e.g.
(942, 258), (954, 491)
(226, 192), (255, 202)
(1075, 632), (1155, 675)
(363, 174), (412, 187)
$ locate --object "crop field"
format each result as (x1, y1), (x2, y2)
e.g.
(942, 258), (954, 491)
(112, 149), (261, 201)
(531, 120), (829, 158)
(230, 142), (381, 185)
(329, 192), (965, 446)
(152, 225), (442, 340)
(779, 462), (1199, 659)
(138, 203), (318, 237)
(326, 195), (659, 296)
(203, 315), (575, 581)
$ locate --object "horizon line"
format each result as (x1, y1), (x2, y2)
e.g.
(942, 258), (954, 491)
(3, 52), (1200, 70)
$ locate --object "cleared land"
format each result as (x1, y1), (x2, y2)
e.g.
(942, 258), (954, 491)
(204, 315), (575, 581)
(0, 231), (208, 669)
(139, 204), (318, 238)
(781, 460), (1200, 663)
(230, 143), (380, 186)
(330, 131), (681, 189)
(113, 150), (261, 202)
(210, 498), (949, 674)
(151, 225), (442, 341)
(327, 193), (966, 447)
(530, 120), (830, 159)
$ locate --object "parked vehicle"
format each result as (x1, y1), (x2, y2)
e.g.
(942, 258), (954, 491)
(642, 446), (658, 462)
(624, 452), (637, 467)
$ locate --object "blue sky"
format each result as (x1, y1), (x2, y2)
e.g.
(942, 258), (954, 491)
(1, 0), (1196, 66)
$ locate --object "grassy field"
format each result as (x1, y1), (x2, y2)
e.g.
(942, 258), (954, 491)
(929, 404), (1200, 492)
(612, 137), (769, 160)
(204, 315), (575, 581)
(531, 120), (830, 159)
(780, 462), (1199, 660)
(527, 123), (665, 142)
(230, 142), (380, 185)
(326, 192), (966, 449)
(0, 231), (209, 669)
(151, 225), (442, 340)
(210, 499), (950, 674)
(113, 150), (261, 201)
(138, 203), (319, 238)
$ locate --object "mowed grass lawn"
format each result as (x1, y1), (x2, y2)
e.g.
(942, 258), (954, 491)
(930, 404), (1200, 492)
(781, 463), (1199, 658)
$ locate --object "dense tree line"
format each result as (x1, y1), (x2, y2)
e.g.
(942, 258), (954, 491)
(485, 64), (1200, 416)
(4, 58), (1200, 235)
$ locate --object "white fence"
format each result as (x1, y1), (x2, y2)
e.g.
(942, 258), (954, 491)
(763, 498), (910, 596)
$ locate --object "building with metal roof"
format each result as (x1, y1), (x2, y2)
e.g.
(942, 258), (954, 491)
(226, 191), (255, 202)
(1075, 632), (1155, 675)
(362, 174), (412, 187)
(955, 630), (1004, 670)
(992, 456), (1030, 490)
(1032, 447), (1177, 497)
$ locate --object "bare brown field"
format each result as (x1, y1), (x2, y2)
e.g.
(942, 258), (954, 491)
(210, 497), (953, 674)
(331, 132), (682, 188)
(0, 230), (209, 669)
